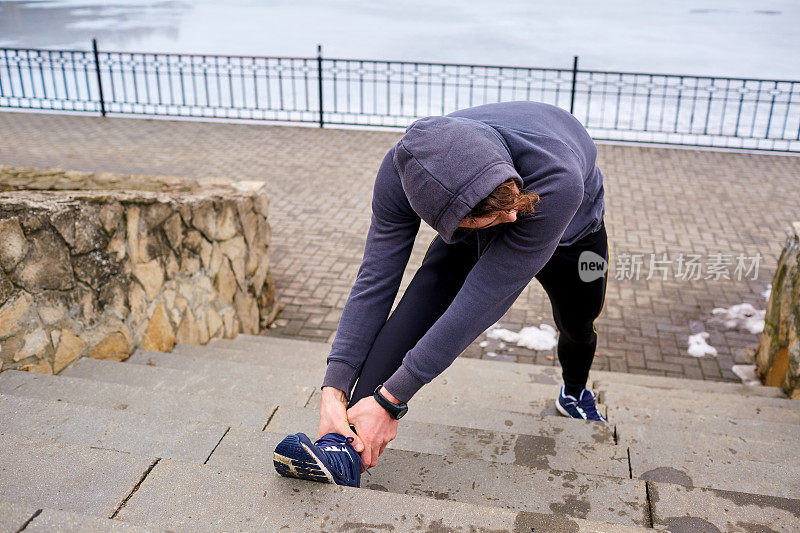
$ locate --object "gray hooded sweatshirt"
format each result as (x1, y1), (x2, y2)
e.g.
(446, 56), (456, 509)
(321, 100), (605, 403)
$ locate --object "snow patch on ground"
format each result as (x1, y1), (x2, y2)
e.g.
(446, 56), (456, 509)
(687, 331), (718, 357)
(487, 324), (558, 351)
(731, 364), (761, 386)
(708, 302), (765, 334)
(762, 286), (772, 299)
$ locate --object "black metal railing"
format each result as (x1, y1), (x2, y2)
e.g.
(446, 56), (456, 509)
(1, 41), (798, 152)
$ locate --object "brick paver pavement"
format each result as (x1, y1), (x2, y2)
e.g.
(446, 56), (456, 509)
(1, 110), (798, 383)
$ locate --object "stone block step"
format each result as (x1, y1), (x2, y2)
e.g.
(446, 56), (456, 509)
(303, 388), (614, 444)
(598, 383), (800, 420)
(0, 370), (275, 430)
(608, 407), (798, 445)
(618, 424), (799, 465)
(304, 380), (608, 420)
(128, 349), (590, 417)
(0, 394), (226, 464)
(265, 404), (628, 478)
(117, 458), (651, 532)
(127, 349), (322, 383)
(0, 433), (156, 518)
(181, 340), (568, 388)
(208, 428), (649, 527)
(0, 501), (155, 532)
(603, 393), (800, 425)
(62, 358), (314, 407)
(648, 481), (800, 532)
(629, 446), (800, 499)
(214, 334), (787, 398)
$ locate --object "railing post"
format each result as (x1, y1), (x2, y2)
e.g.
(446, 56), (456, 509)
(92, 38), (106, 117)
(317, 44), (324, 128)
(569, 55), (578, 115)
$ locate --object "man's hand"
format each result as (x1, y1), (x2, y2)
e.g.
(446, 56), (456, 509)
(346, 386), (400, 472)
(318, 386), (364, 453)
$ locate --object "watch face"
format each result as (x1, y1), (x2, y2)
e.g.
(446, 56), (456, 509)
(397, 407), (407, 419)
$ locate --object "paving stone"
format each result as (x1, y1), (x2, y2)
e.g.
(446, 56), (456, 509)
(0, 433), (155, 517)
(62, 358), (314, 407)
(264, 405), (628, 478)
(601, 389), (800, 424)
(2, 111), (797, 382)
(118, 458), (650, 532)
(648, 481), (800, 532)
(0, 370), (276, 430)
(629, 446), (800, 499)
(0, 394), (226, 463)
(208, 428), (646, 527)
(611, 407), (799, 444)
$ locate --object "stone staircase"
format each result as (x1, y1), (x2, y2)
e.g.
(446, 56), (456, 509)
(1, 335), (798, 532)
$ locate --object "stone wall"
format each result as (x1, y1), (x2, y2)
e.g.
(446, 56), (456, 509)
(756, 221), (800, 399)
(0, 165), (281, 374)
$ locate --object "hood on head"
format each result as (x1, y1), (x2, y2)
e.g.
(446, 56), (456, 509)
(392, 116), (522, 244)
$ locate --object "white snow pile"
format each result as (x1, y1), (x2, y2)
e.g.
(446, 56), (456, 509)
(731, 364), (761, 386)
(707, 303), (766, 334)
(762, 286), (771, 299)
(687, 331), (717, 357)
(486, 324), (558, 351)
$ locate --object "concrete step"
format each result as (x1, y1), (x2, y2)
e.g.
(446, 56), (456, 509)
(0, 370), (276, 430)
(62, 358), (314, 407)
(0, 501), (156, 532)
(303, 388), (614, 444)
(0, 433), (648, 532)
(224, 335), (786, 398)
(0, 433), (156, 518)
(611, 406), (799, 444)
(629, 446), (800, 499)
(265, 404), (629, 478)
(647, 481), (800, 532)
(209, 427), (648, 527)
(0, 394), (226, 464)
(618, 424), (799, 465)
(117, 459), (651, 532)
(128, 349), (601, 417)
(183, 340), (567, 388)
(598, 384), (800, 422)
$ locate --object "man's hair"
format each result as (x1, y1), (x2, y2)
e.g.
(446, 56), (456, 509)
(465, 178), (540, 221)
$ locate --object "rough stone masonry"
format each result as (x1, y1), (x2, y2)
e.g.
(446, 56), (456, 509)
(756, 221), (800, 398)
(0, 165), (281, 374)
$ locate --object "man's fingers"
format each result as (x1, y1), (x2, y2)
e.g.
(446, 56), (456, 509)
(360, 444), (374, 470)
(340, 425), (364, 452)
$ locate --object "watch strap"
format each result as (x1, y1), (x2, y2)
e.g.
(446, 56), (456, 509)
(373, 384), (408, 419)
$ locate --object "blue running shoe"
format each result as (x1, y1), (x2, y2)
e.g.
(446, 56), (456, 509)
(272, 432), (371, 488)
(555, 385), (607, 422)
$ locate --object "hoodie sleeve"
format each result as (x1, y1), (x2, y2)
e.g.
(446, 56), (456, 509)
(321, 146), (421, 401)
(382, 145), (585, 403)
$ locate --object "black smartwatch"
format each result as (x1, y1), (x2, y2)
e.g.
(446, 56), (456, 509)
(373, 384), (408, 419)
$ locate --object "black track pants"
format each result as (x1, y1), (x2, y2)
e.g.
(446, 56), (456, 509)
(347, 220), (609, 409)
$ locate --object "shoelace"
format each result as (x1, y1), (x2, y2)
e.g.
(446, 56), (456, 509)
(314, 433), (372, 478)
(576, 392), (604, 420)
